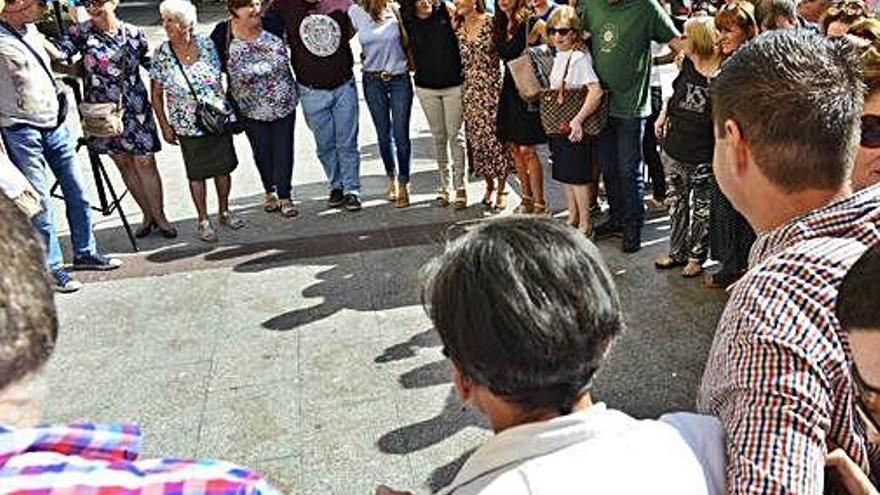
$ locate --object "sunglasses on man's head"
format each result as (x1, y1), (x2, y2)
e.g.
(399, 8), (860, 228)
(861, 115), (880, 148)
(547, 27), (574, 36)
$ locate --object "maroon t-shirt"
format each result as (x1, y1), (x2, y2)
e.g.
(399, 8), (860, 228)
(270, 0), (354, 90)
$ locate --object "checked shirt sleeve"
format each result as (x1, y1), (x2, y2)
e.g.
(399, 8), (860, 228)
(699, 255), (866, 495)
(720, 311), (832, 495)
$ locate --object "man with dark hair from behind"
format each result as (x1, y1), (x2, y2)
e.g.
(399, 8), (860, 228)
(697, 30), (880, 494)
(0, 194), (281, 493)
(758, 0), (802, 30)
(377, 217), (714, 495)
(830, 244), (880, 494)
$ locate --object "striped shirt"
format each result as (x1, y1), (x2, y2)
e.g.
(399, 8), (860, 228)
(697, 183), (880, 495)
(0, 422), (281, 494)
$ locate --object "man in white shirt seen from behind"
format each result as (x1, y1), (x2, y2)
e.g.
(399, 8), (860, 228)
(376, 217), (712, 495)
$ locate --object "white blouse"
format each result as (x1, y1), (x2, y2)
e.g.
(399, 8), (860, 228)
(549, 49), (599, 90)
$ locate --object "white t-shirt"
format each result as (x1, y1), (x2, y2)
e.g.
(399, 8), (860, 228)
(549, 49), (599, 90)
(437, 403), (711, 495)
(347, 3), (408, 74)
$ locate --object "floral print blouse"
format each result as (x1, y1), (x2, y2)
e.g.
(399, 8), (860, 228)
(227, 30), (297, 122)
(56, 21), (161, 155)
(149, 34), (229, 137)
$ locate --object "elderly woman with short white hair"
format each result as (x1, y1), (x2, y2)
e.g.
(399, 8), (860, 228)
(150, 0), (243, 242)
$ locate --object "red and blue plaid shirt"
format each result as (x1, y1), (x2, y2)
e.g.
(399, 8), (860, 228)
(698, 183), (880, 494)
(0, 422), (281, 494)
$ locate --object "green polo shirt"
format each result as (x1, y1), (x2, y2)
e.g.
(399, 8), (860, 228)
(579, 0), (678, 118)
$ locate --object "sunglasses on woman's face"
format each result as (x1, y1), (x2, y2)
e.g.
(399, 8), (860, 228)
(548, 27), (574, 36)
(861, 115), (880, 148)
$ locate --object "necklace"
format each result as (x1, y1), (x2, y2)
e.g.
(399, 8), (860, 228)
(172, 38), (197, 64)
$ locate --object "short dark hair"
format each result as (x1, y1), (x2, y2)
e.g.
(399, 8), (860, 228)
(758, 0), (796, 27)
(0, 195), (57, 390)
(422, 217), (624, 414)
(712, 30), (864, 192)
(837, 244), (880, 332)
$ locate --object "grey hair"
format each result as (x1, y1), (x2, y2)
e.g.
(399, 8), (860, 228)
(159, 0), (198, 29)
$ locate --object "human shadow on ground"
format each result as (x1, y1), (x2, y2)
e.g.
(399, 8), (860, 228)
(374, 328), (441, 363)
(378, 387), (487, 455)
(428, 448), (477, 493)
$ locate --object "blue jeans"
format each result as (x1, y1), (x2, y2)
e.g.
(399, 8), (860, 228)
(1, 123), (96, 269)
(598, 116), (647, 227)
(244, 111), (295, 199)
(298, 79), (361, 195)
(362, 74), (413, 184)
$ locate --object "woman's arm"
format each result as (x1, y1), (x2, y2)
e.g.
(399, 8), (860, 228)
(568, 82), (603, 142)
(150, 79), (178, 145)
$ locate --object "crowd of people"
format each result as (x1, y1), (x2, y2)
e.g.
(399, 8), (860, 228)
(5, 0), (878, 293)
(0, 0), (879, 492)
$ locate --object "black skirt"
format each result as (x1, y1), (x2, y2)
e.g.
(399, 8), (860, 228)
(494, 19), (547, 146)
(179, 134), (238, 181)
(549, 135), (593, 184)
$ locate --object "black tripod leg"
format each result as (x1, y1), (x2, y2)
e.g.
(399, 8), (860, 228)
(96, 156), (138, 252)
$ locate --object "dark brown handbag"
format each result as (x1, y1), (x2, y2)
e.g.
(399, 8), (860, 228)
(539, 52), (609, 137)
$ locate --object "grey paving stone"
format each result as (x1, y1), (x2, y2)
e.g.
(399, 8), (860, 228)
(198, 380), (301, 464)
(43, 361), (211, 458)
(299, 398), (414, 494)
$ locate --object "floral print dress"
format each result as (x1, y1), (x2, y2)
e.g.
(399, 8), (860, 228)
(149, 34), (229, 138)
(456, 16), (514, 180)
(227, 30), (297, 122)
(58, 21), (161, 155)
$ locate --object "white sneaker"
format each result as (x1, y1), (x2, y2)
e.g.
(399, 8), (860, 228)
(219, 210), (244, 230)
(197, 219), (217, 242)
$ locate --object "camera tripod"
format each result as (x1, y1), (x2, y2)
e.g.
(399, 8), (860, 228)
(49, 77), (139, 252)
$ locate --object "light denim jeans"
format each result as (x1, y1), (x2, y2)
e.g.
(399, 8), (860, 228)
(1, 123), (96, 270)
(298, 79), (361, 195)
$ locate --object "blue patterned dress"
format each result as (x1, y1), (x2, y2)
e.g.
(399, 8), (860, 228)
(58, 21), (161, 156)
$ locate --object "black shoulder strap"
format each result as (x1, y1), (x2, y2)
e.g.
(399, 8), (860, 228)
(168, 42), (202, 104)
(0, 21), (58, 89)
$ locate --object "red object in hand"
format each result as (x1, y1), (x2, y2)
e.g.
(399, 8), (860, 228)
(559, 122), (571, 135)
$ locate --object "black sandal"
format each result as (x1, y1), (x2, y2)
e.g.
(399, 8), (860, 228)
(135, 222), (155, 239)
(158, 226), (178, 239)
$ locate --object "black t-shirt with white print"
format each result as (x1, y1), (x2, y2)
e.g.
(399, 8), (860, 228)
(663, 57), (714, 164)
(270, 0), (354, 90)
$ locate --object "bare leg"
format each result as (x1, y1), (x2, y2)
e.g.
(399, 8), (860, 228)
(215, 174), (232, 214)
(564, 184), (578, 227)
(521, 145), (544, 205)
(188, 179), (208, 222)
(110, 154), (152, 228)
(131, 154), (172, 230)
(572, 184), (592, 235)
(483, 176), (494, 204)
(510, 145), (532, 200)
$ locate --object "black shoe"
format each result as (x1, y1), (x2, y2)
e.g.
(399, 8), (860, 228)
(135, 222), (155, 239)
(622, 224), (642, 253)
(328, 188), (345, 207)
(343, 193), (362, 212)
(593, 220), (623, 239)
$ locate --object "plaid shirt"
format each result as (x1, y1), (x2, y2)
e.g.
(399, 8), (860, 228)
(697, 183), (880, 495)
(0, 422), (281, 495)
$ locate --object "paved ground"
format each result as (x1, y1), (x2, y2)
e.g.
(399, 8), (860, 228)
(41, 6), (727, 494)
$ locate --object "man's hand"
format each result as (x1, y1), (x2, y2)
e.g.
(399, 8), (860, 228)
(826, 449), (879, 495)
(375, 484), (416, 495)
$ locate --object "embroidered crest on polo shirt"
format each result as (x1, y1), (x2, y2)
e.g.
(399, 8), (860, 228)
(300, 14), (342, 57)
